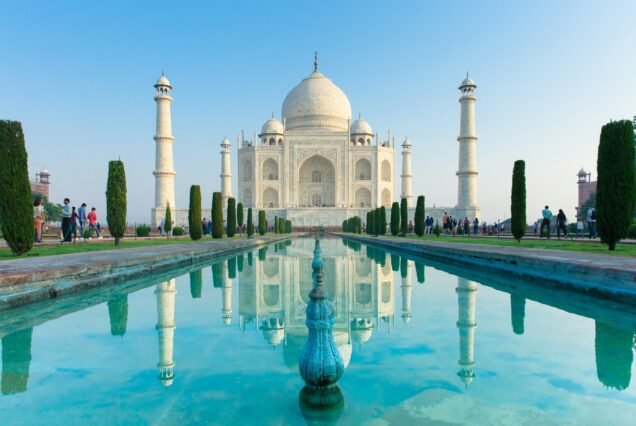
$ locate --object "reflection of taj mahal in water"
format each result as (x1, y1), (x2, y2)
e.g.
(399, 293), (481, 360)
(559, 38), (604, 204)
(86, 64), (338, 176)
(150, 238), (481, 388)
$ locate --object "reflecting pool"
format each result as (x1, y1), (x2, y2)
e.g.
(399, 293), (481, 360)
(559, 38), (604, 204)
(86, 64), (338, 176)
(0, 237), (635, 425)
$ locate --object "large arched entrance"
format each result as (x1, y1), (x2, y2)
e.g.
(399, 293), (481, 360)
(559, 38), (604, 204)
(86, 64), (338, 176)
(298, 155), (336, 207)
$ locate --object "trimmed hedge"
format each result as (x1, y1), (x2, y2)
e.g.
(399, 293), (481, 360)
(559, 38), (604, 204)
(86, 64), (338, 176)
(136, 225), (150, 237)
(172, 226), (185, 236)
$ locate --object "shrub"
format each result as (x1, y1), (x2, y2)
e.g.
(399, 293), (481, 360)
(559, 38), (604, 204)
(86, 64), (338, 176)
(629, 222), (636, 239)
(597, 120), (636, 250)
(247, 208), (254, 237)
(189, 185), (202, 240)
(136, 225), (150, 237)
(172, 226), (185, 236)
(212, 192), (223, 239)
(511, 160), (526, 242)
(414, 196), (425, 237)
(164, 203), (172, 235)
(433, 221), (441, 237)
(227, 197), (236, 237)
(0, 121), (33, 255)
(106, 160), (127, 246)
(258, 210), (266, 235)
(400, 198), (408, 236)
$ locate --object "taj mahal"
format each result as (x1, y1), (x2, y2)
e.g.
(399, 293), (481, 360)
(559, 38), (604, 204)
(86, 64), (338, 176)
(150, 55), (480, 227)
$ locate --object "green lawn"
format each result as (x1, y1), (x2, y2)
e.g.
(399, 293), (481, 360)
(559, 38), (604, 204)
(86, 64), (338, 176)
(0, 235), (250, 260)
(353, 234), (636, 257)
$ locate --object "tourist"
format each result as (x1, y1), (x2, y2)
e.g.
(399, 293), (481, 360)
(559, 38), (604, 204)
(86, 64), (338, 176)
(540, 205), (552, 238)
(533, 220), (539, 236)
(463, 217), (470, 235)
(70, 207), (79, 242)
(87, 207), (102, 239)
(556, 209), (568, 239)
(408, 220), (414, 234)
(586, 206), (596, 238)
(202, 218), (208, 235)
(78, 203), (88, 239)
(473, 217), (479, 235)
(576, 218), (584, 238)
(482, 221), (487, 235)
(33, 198), (44, 243)
(442, 212), (450, 234)
(60, 198), (72, 242)
(158, 218), (165, 236)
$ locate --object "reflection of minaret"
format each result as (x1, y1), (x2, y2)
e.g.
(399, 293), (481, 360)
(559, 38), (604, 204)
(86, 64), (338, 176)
(156, 279), (176, 387)
(222, 265), (233, 326)
(400, 260), (412, 324)
(510, 294), (525, 335)
(1, 328), (33, 395)
(456, 277), (477, 386)
(107, 295), (128, 336)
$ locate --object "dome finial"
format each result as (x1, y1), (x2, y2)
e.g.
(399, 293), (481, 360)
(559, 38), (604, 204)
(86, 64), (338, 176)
(314, 50), (318, 72)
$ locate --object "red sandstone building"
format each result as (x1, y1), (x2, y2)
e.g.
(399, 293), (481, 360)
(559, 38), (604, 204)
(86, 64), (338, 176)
(30, 168), (51, 200)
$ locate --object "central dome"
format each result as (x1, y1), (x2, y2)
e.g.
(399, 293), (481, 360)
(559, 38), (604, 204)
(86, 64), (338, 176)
(282, 71), (352, 131)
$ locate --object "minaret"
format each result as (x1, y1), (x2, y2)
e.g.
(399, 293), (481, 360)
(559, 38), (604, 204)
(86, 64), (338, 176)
(456, 74), (478, 211)
(220, 138), (232, 209)
(152, 74), (176, 226)
(400, 138), (413, 206)
(456, 277), (477, 386)
(400, 260), (413, 324)
(156, 279), (177, 387)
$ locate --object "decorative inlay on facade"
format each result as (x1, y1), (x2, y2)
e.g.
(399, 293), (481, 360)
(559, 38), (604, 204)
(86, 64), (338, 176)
(296, 148), (337, 163)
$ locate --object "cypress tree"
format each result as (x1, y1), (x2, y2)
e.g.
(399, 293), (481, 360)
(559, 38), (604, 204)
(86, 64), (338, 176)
(597, 120), (636, 250)
(380, 206), (387, 235)
(188, 185), (202, 240)
(511, 160), (526, 242)
(164, 202), (172, 236)
(356, 216), (362, 233)
(400, 198), (408, 236)
(237, 202), (244, 232)
(374, 208), (381, 235)
(285, 220), (291, 233)
(0, 121), (33, 255)
(368, 210), (375, 235)
(212, 192), (223, 239)
(247, 208), (254, 237)
(390, 202), (400, 236)
(414, 196), (425, 237)
(258, 210), (267, 235)
(274, 215), (278, 233)
(227, 197), (236, 237)
(366, 211), (371, 234)
(342, 220), (347, 232)
(106, 160), (127, 246)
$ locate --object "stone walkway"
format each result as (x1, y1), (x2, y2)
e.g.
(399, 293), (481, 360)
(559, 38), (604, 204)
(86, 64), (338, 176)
(0, 235), (295, 311)
(340, 234), (636, 305)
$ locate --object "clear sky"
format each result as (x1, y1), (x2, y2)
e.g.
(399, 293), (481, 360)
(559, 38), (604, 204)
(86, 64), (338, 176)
(1, 0), (634, 224)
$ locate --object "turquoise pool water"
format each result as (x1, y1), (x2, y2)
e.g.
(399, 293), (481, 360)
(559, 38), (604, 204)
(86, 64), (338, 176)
(0, 237), (635, 425)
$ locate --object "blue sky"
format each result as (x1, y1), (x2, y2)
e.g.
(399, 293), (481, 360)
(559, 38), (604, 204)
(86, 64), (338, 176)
(1, 1), (634, 223)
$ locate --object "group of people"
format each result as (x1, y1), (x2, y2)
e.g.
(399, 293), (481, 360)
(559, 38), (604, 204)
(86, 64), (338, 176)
(537, 205), (596, 239)
(440, 213), (482, 236)
(33, 198), (103, 243)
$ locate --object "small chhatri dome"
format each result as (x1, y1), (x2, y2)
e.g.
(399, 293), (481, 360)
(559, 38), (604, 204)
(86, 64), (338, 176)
(39, 168), (50, 176)
(261, 116), (284, 135)
(578, 167), (587, 176)
(282, 57), (352, 131)
(402, 137), (412, 147)
(459, 73), (476, 89)
(155, 74), (172, 88)
(350, 116), (373, 135)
